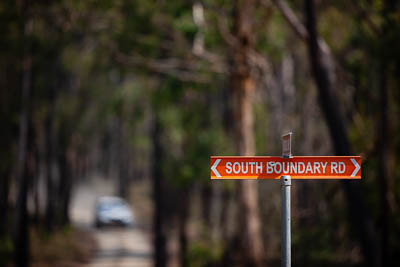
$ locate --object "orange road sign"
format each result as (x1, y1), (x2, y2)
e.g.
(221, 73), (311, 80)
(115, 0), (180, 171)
(210, 156), (361, 179)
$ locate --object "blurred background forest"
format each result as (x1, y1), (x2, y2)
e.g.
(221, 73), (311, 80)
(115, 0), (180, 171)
(1, 0), (400, 266)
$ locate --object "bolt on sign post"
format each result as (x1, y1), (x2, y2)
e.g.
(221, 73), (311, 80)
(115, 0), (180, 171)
(210, 133), (361, 267)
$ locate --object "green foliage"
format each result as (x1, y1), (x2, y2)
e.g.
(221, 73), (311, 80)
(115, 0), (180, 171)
(0, 236), (13, 267)
(187, 241), (223, 267)
(174, 12), (197, 41)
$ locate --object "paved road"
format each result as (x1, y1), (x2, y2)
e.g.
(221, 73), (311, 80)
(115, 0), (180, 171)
(70, 177), (153, 267)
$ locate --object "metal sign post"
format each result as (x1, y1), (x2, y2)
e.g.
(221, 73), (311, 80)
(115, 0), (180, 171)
(281, 175), (291, 267)
(210, 132), (362, 267)
(281, 133), (292, 267)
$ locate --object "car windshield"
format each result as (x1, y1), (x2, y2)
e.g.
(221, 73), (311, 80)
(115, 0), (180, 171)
(98, 198), (127, 211)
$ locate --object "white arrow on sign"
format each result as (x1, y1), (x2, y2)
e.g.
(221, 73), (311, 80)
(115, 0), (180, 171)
(211, 159), (221, 177)
(350, 158), (360, 177)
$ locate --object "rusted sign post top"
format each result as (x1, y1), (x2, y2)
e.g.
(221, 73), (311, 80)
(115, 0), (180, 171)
(282, 132), (292, 158)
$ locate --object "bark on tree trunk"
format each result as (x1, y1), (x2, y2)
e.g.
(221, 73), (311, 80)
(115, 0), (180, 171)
(152, 110), (167, 267)
(33, 153), (40, 226)
(14, 12), (32, 266)
(58, 147), (72, 226)
(304, 1), (380, 266)
(377, 0), (396, 263)
(45, 86), (56, 232)
(179, 189), (190, 267)
(118, 117), (129, 199)
(0, 63), (13, 239)
(220, 187), (232, 242)
(0, 167), (10, 237)
(230, 0), (264, 265)
(119, 154), (129, 199)
(201, 184), (212, 227)
(27, 118), (39, 226)
(378, 63), (390, 267)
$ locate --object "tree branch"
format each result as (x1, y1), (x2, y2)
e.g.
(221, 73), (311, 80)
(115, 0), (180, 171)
(268, 0), (308, 41)
(192, 1), (229, 73)
(269, 0), (336, 88)
(114, 51), (214, 83)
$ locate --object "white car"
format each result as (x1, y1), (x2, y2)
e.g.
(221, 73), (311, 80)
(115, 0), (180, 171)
(94, 196), (134, 228)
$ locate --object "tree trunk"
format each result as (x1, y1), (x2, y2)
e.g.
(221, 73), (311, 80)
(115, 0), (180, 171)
(32, 166), (40, 226)
(117, 116), (129, 199)
(220, 187), (233, 242)
(201, 184), (212, 227)
(377, 1), (396, 264)
(230, 0), (264, 265)
(0, 167), (10, 237)
(378, 62), (390, 267)
(179, 189), (190, 267)
(0, 89), (13, 238)
(44, 86), (56, 232)
(58, 147), (72, 226)
(304, 1), (380, 266)
(13, 11), (32, 266)
(152, 110), (167, 267)
(27, 116), (39, 226)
